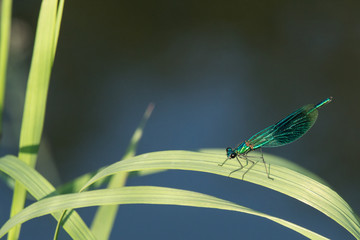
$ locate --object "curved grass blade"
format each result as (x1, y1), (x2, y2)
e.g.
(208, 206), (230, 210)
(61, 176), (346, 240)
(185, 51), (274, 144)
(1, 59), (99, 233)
(0, 155), (96, 239)
(54, 103), (155, 239)
(0, 186), (329, 240)
(200, 149), (330, 186)
(80, 150), (360, 239)
(55, 165), (165, 195)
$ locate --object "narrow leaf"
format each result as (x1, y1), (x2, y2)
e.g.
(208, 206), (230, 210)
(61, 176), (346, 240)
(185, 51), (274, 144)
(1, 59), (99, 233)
(80, 150), (360, 239)
(90, 103), (154, 240)
(0, 155), (96, 239)
(10, 0), (64, 238)
(0, 0), (12, 135)
(0, 186), (329, 240)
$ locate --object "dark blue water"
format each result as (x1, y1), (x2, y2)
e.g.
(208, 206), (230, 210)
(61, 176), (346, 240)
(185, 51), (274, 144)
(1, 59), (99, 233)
(1, 1), (359, 239)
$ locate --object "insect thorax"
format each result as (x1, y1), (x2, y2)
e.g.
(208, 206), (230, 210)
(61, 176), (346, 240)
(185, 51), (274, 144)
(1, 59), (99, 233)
(236, 142), (252, 155)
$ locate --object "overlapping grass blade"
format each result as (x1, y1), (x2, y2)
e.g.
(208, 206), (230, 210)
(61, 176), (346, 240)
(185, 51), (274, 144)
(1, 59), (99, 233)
(56, 167), (165, 194)
(80, 150), (360, 239)
(0, 155), (96, 239)
(90, 103), (154, 240)
(9, 0), (64, 238)
(0, 186), (329, 240)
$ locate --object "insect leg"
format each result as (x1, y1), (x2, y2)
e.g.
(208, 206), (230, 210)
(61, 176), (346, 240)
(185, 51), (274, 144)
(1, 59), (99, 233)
(259, 148), (274, 180)
(227, 156), (244, 177)
(218, 157), (230, 166)
(241, 158), (256, 180)
(243, 155), (249, 167)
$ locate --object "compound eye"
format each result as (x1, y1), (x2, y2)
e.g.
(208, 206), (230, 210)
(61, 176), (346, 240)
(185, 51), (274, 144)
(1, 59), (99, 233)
(230, 153), (236, 158)
(226, 147), (231, 152)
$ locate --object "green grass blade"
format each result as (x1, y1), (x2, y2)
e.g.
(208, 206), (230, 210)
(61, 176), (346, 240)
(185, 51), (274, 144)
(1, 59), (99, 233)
(200, 149), (330, 186)
(54, 103), (154, 239)
(90, 103), (154, 240)
(55, 167), (165, 194)
(0, 186), (329, 240)
(17, 0), (57, 165)
(0, 155), (96, 239)
(56, 167), (110, 194)
(0, 0), (12, 136)
(52, 0), (65, 59)
(9, 0), (63, 238)
(89, 173), (126, 240)
(80, 150), (360, 239)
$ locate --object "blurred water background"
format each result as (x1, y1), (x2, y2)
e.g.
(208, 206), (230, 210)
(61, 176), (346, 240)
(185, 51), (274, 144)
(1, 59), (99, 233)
(1, 1), (360, 239)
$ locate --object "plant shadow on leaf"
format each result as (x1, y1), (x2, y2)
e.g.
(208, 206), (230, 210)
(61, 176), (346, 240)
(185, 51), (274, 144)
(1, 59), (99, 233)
(19, 145), (40, 154)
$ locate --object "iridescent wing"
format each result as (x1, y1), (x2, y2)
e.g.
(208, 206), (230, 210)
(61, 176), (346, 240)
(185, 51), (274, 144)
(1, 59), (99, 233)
(247, 104), (319, 149)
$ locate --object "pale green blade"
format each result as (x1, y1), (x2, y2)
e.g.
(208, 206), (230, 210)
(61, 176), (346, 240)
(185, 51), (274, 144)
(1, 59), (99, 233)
(10, 0), (64, 238)
(200, 149), (330, 186)
(0, 155), (96, 239)
(80, 150), (360, 239)
(90, 103), (154, 240)
(0, 0), (12, 135)
(0, 186), (329, 240)
(56, 167), (166, 194)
